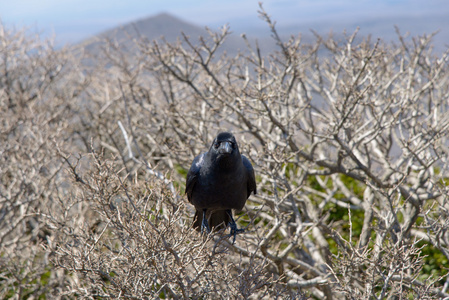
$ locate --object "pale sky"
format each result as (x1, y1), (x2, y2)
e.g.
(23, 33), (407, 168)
(1, 0), (448, 45)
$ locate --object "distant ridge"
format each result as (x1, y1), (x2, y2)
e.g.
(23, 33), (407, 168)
(77, 12), (274, 59)
(79, 13), (212, 56)
(77, 11), (448, 63)
(98, 12), (207, 42)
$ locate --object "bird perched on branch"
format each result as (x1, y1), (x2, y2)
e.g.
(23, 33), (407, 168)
(185, 132), (257, 242)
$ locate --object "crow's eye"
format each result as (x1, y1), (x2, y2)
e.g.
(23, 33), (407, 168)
(230, 142), (236, 148)
(214, 142), (220, 149)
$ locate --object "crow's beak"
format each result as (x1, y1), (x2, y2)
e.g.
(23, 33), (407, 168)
(218, 141), (232, 154)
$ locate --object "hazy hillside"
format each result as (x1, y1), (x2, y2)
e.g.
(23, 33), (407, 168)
(78, 11), (448, 61)
(282, 13), (449, 52)
(96, 13), (205, 43)
(78, 13), (273, 58)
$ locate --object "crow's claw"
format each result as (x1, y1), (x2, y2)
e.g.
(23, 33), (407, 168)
(201, 209), (211, 234)
(226, 210), (244, 244)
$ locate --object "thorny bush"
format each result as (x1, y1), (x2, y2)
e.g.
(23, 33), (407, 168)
(1, 7), (449, 299)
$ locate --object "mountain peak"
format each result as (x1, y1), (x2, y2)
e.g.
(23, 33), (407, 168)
(77, 12), (248, 58)
(96, 12), (205, 43)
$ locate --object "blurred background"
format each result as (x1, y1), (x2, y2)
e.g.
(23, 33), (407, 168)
(2, 0), (449, 51)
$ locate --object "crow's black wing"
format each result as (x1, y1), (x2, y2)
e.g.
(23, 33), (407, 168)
(242, 155), (257, 197)
(185, 152), (206, 202)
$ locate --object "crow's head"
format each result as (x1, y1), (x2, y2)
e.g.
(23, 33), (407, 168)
(210, 132), (240, 166)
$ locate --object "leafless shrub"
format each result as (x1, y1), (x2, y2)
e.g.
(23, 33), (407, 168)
(1, 4), (449, 299)
(47, 150), (288, 299)
(0, 24), (87, 298)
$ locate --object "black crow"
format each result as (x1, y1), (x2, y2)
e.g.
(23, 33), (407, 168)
(185, 132), (256, 242)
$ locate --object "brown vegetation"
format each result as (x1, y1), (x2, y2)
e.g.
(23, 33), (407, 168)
(1, 8), (449, 299)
